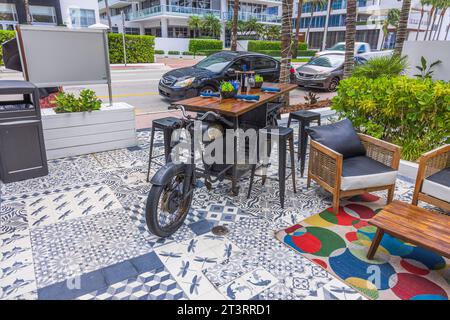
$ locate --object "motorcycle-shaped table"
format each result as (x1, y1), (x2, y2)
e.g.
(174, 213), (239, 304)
(145, 83), (298, 237)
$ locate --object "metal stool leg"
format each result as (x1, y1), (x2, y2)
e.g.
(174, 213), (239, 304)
(278, 137), (287, 209)
(289, 135), (297, 193)
(247, 164), (257, 199)
(147, 127), (156, 182)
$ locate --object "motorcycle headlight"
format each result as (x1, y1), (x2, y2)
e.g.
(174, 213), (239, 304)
(174, 77), (195, 88)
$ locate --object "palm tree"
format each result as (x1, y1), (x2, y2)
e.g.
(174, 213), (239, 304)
(321, 0), (333, 50)
(434, 0), (449, 40)
(424, 2), (436, 39)
(24, 0), (32, 24)
(188, 16), (202, 38)
(201, 14), (222, 38)
(343, 0), (357, 78)
(280, 0), (293, 105)
(104, 0), (112, 30)
(293, 0), (303, 58)
(428, 2), (439, 39)
(416, 0), (429, 40)
(305, 0), (326, 47)
(394, 0), (411, 55)
(381, 9), (400, 49)
(230, 0), (239, 50)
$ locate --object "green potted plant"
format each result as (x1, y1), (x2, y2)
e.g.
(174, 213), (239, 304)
(54, 89), (102, 113)
(253, 74), (264, 88)
(219, 81), (237, 99)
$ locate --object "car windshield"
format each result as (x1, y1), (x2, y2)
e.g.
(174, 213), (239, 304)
(307, 55), (344, 68)
(328, 43), (345, 51)
(196, 53), (234, 73)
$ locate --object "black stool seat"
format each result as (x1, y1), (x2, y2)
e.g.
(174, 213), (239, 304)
(247, 125), (296, 208)
(287, 110), (321, 177)
(152, 116), (181, 128)
(260, 126), (293, 136)
(146, 116), (181, 182)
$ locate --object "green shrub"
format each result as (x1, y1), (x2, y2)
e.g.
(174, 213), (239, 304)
(182, 51), (194, 55)
(168, 50), (180, 55)
(54, 89), (102, 113)
(352, 55), (408, 79)
(250, 49), (316, 57)
(154, 49), (165, 54)
(297, 50), (317, 57)
(189, 39), (223, 54)
(332, 76), (450, 161)
(108, 33), (155, 64)
(0, 30), (16, 65)
(197, 49), (222, 56)
(247, 40), (307, 52)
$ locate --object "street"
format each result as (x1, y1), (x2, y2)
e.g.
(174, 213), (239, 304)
(0, 61), (335, 116)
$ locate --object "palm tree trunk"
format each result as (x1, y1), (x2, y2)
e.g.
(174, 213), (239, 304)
(322, 0), (333, 50)
(343, 0), (356, 78)
(394, 0), (411, 55)
(415, 6), (424, 40)
(446, 22), (450, 39)
(293, 0), (303, 58)
(24, 0), (32, 24)
(428, 7), (438, 40)
(424, 6), (434, 40)
(280, 0), (293, 106)
(306, 4), (315, 47)
(230, 0), (239, 51)
(104, 0), (113, 30)
(435, 9), (446, 40)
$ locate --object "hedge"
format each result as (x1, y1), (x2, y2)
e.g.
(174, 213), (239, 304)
(332, 76), (450, 161)
(168, 50), (180, 55)
(154, 50), (165, 54)
(252, 49), (317, 57)
(108, 33), (155, 64)
(0, 30), (16, 65)
(189, 39), (223, 54)
(248, 40), (308, 52)
(183, 51), (194, 55)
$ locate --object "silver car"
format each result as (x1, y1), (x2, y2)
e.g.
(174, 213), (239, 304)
(295, 54), (367, 92)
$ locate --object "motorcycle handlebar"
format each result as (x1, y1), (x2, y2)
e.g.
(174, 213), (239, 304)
(198, 111), (234, 128)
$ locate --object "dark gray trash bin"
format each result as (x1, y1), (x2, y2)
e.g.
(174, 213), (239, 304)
(0, 80), (48, 183)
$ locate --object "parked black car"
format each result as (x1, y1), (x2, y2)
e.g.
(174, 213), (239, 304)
(295, 53), (367, 91)
(158, 51), (283, 101)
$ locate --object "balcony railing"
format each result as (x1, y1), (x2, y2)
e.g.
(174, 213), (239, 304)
(129, 5), (221, 21)
(128, 5), (281, 24)
(226, 11), (281, 24)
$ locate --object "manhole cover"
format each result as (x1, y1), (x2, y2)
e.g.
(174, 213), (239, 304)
(211, 225), (229, 236)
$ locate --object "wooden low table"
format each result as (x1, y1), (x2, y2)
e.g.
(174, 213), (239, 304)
(367, 200), (450, 260)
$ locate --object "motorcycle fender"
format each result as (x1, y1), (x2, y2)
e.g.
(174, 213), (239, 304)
(149, 163), (187, 186)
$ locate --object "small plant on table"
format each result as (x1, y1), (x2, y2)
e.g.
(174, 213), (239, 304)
(219, 81), (237, 99)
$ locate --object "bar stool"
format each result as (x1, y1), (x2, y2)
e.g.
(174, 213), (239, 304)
(146, 117), (181, 182)
(287, 110), (321, 177)
(247, 126), (297, 208)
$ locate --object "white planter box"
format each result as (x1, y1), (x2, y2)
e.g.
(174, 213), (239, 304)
(399, 159), (418, 181)
(41, 102), (137, 160)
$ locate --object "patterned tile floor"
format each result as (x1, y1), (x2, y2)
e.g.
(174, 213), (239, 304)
(0, 127), (418, 300)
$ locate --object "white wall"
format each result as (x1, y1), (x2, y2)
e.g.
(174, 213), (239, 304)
(155, 37), (191, 53)
(60, 0), (100, 28)
(403, 41), (450, 81)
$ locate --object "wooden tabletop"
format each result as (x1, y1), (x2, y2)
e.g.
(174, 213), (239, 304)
(369, 200), (450, 258)
(172, 83), (297, 117)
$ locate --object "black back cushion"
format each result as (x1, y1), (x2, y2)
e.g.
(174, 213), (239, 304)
(306, 118), (366, 158)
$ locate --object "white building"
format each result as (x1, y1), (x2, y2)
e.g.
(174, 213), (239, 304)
(99, 0), (449, 50)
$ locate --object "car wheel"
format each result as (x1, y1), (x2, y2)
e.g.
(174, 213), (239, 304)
(199, 85), (216, 95)
(328, 77), (339, 92)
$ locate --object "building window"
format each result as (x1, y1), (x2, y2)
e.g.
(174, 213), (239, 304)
(168, 26), (189, 38)
(125, 27), (140, 35)
(145, 27), (161, 37)
(70, 8), (96, 27)
(30, 5), (57, 24)
(0, 3), (17, 22)
(111, 26), (119, 33)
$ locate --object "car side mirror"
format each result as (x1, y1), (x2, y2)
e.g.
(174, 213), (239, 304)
(226, 68), (236, 76)
(358, 48), (365, 54)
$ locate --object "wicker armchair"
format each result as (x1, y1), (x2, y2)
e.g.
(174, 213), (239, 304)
(307, 133), (402, 214)
(412, 144), (450, 212)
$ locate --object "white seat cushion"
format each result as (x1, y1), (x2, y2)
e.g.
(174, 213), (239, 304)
(421, 168), (450, 203)
(340, 156), (398, 191)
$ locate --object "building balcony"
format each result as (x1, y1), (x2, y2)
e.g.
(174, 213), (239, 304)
(128, 5), (221, 21)
(98, 0), (132, 12)
(226, 11), (281, 24)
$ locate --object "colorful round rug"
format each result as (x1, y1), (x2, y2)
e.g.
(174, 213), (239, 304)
(275, 194), (450, 300)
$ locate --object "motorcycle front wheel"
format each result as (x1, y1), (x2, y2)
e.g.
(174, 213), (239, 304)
(145, 166), (193, 237)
